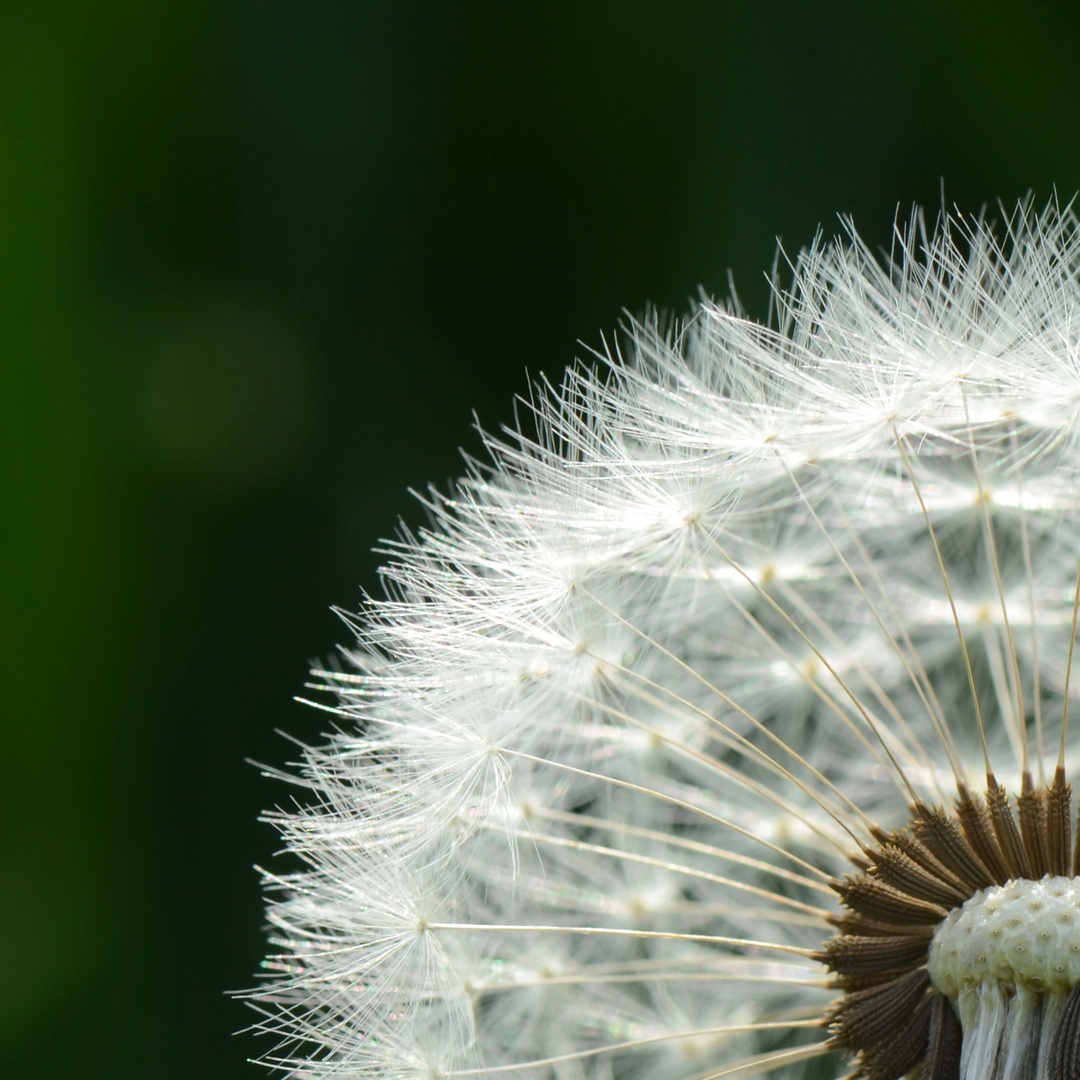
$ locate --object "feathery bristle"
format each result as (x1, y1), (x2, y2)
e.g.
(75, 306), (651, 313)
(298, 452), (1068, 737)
(243, 198), (1080, 1080)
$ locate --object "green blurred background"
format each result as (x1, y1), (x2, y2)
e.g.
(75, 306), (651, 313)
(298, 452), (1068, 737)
(2, 1), (1078, 1075)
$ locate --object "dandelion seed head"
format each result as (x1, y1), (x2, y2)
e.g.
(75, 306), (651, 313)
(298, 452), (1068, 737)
(244, 197), (1080, 1080)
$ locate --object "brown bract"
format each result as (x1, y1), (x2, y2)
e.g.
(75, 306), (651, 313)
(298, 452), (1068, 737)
(818, 767), (1080, 1080)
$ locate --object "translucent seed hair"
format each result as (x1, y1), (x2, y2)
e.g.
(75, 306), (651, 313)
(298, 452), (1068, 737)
(242, 198), (1080, 1080)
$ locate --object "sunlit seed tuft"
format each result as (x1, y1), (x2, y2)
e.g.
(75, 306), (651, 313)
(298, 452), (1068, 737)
(243, 197), (1080, 1080)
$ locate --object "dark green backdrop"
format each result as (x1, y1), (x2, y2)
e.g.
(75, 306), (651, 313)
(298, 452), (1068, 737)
(2, 2), (1076, 1076)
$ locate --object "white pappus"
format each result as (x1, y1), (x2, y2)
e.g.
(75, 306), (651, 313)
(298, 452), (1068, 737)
(243, 199), (1080, 1080)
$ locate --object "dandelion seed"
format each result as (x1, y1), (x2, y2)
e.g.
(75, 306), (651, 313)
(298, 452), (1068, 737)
(243, 198), (1080, 1080)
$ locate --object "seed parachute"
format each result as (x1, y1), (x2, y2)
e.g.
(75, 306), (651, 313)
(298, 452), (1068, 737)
(244, 199), (1080, 1080)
